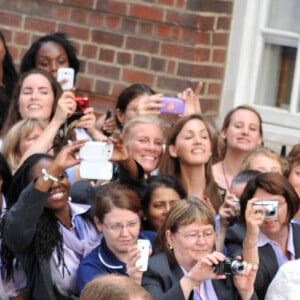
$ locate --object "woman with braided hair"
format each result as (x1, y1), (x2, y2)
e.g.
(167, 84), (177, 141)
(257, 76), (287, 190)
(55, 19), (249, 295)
(1, 140), (101, 300)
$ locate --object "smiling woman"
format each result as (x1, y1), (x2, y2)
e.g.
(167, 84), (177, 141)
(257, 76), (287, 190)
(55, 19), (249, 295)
(1, 141), (101, 300)
(212, 106), (263, 193)
(1, 68), (62, 137)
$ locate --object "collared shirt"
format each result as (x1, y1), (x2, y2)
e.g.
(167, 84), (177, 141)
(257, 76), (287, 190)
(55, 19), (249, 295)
(77, 231), (155, 293)
(257, 223), (295, 267)
(180, 266), (218, 300)
(50, 201), (101, 296)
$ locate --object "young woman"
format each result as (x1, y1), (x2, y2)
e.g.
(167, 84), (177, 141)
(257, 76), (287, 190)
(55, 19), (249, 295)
(1, 119), (47, 173)
(240, 147), (284, 174)
(141, 174), (187, 231)
(1, 140), (101, 300)
(77, 183), (154, 293)
(159, 114), (222, 213)
(213, 106), (263, 193)
(20, 32), (79, 80)
(142, 198), (258, 300)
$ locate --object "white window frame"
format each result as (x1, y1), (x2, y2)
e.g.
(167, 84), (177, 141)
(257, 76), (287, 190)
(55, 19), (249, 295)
(219, 0), (300, 149)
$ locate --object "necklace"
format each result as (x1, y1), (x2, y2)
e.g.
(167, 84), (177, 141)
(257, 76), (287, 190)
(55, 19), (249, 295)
(221, 161), (230, 191)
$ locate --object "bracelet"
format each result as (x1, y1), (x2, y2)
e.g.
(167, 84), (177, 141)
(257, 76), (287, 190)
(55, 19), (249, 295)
(243, 240), (257, 250)
(41, 168), (58, 183)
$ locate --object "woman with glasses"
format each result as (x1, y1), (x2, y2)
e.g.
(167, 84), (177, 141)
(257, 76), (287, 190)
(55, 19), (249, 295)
(225, 172), (300, 299)
(1, 140), (101, 300)
(77, 183), (154, 293)
(142, 198), (258, 300)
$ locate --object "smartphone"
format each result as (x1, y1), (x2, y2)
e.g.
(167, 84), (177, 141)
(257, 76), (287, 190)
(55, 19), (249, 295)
(57, 67), (75, 90)
(160, 97), (185, 114)
(79, 142), (114, 180)
(103, 110), (112, 137)
(79, 141), (113, 160)
(75, 97), (89, 112)
(135, 239), (150, 272)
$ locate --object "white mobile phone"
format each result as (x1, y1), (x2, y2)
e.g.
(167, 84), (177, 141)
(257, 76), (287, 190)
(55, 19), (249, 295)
(135, 239), (150, 272)
(79, 142), (113, 160)
(79, 142), (114, 180)
(57, 67), (75, 90)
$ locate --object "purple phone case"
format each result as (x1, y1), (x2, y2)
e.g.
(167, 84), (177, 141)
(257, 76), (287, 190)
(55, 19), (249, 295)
(160, 97), (185, 114)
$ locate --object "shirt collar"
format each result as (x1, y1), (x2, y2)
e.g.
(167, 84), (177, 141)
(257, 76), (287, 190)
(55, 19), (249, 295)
(257, 223), (295, 258)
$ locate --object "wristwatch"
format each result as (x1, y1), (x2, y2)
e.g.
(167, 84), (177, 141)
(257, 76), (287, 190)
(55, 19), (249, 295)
(41, 168), (58, 183)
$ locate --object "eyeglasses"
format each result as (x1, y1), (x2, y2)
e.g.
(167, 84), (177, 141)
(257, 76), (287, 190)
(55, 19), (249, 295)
(177, 229), (215, 242)
(103, 219), (140, 232)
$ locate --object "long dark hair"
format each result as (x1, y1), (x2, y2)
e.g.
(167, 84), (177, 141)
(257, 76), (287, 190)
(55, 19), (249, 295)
(1, 153), (65, 279)
(0, 30), (19, 98)
(0, 31), (19, 130)
(20, 32), (80, 76)
(159, 114), (223, 212)
(1, 68), (62, 136)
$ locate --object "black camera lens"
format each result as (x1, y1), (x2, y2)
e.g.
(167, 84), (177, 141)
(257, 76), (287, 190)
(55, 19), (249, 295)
(214, 257), (244, 276)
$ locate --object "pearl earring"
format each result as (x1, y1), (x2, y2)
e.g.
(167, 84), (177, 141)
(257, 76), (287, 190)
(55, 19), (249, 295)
(169, 245), (173, 250)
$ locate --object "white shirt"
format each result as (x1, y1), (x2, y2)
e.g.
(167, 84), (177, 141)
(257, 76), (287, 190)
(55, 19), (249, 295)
(265, 259), (300, 300)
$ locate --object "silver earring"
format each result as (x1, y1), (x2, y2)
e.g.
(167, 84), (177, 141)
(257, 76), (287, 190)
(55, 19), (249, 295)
(169, 245), (173, 250)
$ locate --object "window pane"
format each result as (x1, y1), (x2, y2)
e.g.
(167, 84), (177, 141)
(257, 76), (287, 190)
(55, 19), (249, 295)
(255, 43), (296, 110)
(268, 0), (300, 32)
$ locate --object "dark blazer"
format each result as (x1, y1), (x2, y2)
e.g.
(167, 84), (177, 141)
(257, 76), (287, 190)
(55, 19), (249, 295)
(225, 222), (300, 300)
(142, 252), (256, 300)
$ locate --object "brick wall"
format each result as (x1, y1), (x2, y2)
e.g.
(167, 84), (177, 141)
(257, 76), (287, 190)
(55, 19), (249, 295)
(0, 0), (233, 118)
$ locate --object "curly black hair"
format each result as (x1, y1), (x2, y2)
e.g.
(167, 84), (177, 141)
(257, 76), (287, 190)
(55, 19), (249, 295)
(1, 153), (65, 280)
(20, 32), (80, 76)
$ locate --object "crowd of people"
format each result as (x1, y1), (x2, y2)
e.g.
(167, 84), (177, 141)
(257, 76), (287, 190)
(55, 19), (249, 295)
(0, 29), (299, 300)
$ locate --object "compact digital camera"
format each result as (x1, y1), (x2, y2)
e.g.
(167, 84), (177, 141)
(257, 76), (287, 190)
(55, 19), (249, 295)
(75, 97), (89, 112)
(253, 200), (278, 219)
(214, 257), (244, 276)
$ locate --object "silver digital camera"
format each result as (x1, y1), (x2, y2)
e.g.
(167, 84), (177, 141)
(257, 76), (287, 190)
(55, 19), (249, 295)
(253, 200), (279, 219)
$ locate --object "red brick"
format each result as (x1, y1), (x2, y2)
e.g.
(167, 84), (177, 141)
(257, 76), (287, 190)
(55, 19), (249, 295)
(82, 44), (98, 59)
(94, 80), (111, 96)
(129, 4), (164, 22)
(151, 57), (166, 72)
(126, 37), (159, 54)
(14, 32), (31, 46)
(71, 8), (88, 24)
(213, 32), (229, 46)
(112, 83), (127, 98)
(157, 75), (190, 92)
(92, 30), (124, 47)
(117, 52), (132, 65)
(88, 12), (105, 27)
(57, 24), (90, 40)
(133, 54), (149, 69)
(155, 24), (172, 39)
(24, 17), (56, 33)
(96, 1), (127, 15)
(167, 60), (176, 73)
(217, 16), (232, 30)
(208, 82), (222, 95)
(137, 21), (154, 35)
(121, 18), (137, 33)
(60, 0), (94, 9)
(0, 11), (22, 27)
(99, 49), (115, 63)
(106, 15), (122, 29)
(122, 69), (154, 85)
(54, 7), (71, 20)
(76, 75), (94, 92)
(213, 49), (226, 63)
(88, 63), (120, 80)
